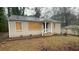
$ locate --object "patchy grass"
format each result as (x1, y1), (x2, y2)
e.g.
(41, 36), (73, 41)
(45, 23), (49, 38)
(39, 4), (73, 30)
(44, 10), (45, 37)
(0, 35), (79, 51)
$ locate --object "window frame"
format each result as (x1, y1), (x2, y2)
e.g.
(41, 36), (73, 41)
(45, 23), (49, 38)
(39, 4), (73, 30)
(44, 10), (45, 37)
(15, 21), (22, 31)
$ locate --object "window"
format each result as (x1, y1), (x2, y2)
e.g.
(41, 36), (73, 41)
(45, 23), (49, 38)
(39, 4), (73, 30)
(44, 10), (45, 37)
(16, 21), (22, 31)
(28, 22), (42, 30)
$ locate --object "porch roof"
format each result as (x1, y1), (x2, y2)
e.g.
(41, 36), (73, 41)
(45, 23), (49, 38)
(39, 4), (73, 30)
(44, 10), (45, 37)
(9, 15), (61, 23)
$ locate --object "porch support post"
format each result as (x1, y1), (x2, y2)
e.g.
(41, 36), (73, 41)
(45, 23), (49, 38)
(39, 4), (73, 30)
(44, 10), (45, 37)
(45, 22), (47, 33)
(51, 22), (53, 33)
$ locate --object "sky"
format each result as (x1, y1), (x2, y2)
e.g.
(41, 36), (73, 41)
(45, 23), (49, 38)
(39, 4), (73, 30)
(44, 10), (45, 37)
(24, 8), (36, 16)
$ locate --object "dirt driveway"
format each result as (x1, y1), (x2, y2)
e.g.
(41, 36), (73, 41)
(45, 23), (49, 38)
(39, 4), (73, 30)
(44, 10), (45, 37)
(0, 35), (79, 51)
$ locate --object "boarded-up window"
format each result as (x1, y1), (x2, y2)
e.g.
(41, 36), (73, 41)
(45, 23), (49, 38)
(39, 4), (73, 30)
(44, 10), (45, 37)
(16, 21), (22, 31)
(28, 22), (42, 30)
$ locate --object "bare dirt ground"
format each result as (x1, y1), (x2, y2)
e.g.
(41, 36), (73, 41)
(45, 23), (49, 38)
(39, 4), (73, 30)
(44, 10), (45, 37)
(0, 34), (79, 51)
(0, 32), (8, 42)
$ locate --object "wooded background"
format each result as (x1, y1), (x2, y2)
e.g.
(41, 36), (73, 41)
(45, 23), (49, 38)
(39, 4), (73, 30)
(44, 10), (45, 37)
(0, 7), (79, 32)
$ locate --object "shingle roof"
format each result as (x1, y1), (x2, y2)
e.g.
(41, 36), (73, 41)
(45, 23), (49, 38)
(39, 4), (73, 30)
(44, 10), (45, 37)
(9, 15), (61, 23)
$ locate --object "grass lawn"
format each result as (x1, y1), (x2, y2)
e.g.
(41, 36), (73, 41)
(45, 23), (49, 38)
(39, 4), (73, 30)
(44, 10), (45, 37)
(0, 35), (79, 51)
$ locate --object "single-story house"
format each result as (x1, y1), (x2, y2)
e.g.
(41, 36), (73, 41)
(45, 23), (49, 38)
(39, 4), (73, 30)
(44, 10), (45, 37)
(63, 25), (79, 35)
(8, 15), (61, 37)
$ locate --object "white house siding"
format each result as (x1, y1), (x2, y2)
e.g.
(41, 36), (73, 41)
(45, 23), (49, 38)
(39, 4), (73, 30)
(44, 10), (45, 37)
(8, 21), (43, 37)
(48, 23), (51, 32)
(65, 29), (79, 35)
(47, 22), (61, 34)
(66, 29), (72, 35)
(48, 22), (54, 33)
(51, 22), (55, 34)
(28, 30), (42, 35)
(8, 21), (28, 37)
(54, 23), (61, 34)
(8, 21), (61, 37)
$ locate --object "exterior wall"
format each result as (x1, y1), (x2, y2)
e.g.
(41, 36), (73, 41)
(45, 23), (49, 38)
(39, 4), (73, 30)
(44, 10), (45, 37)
(54, 23), (61, 34)
(48, 22), (54, 33)
(51, 22), (55, 34)
(8, 21), (28, 37)
(47, 23), (51, 32)
(48, 22), (61, 34)
(66, 29), (72, 34)
(8, 21), (61, 37)
(64, 29), (79, 35)
(8, 21), (43, 37)
(28, 22), (42, 35)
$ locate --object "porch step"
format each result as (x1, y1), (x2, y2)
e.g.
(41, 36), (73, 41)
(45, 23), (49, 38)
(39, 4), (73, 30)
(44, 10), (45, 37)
(43, 32), (53, 36)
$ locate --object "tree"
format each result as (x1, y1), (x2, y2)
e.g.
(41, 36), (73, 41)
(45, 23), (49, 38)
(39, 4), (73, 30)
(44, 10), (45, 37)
(6, 7), (79, 27)
(40, 7), (53, 18)
(51, 7), (75, 26)
(0, 7), (8, 32)
(12, 7), (21, 15)
(34, 7), (41, 18)
(20, 7), (25, 16)
(7, 7), (11, 17)
(7, 7), (25, 16)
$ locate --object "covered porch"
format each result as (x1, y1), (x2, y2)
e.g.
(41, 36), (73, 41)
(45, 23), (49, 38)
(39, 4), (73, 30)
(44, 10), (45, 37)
(41, 21), (54, 36)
